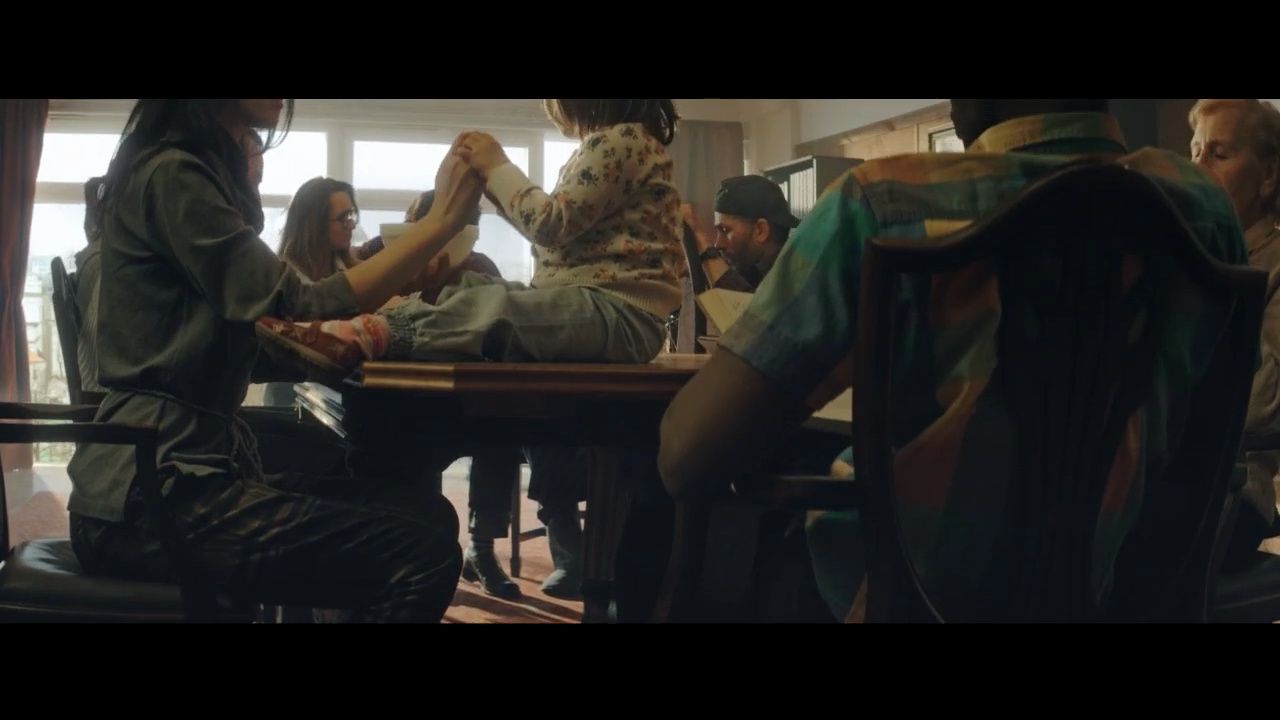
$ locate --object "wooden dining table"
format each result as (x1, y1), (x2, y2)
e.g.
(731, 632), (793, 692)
(295, 353), (717, 621)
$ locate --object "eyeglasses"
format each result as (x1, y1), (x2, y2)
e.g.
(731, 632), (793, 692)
(331, 209), (359, 229)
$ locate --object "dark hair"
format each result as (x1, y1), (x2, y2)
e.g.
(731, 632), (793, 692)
(543, 99), (680, 146)
(405, 189), (480, 225)
(949, 99), (1109, 147)
(278, 176), (358, 281)
(84, 176), (106, 243)
(99, 100), (294, 236)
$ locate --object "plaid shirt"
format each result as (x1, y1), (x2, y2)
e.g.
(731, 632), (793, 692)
(720, 112), (1246, 612)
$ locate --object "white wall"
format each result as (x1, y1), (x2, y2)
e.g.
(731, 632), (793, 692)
(795, 99), (944, 144)
(674, 99), (746, 123)
(742, 101), (799, 173)
(736, 99), (947, 172)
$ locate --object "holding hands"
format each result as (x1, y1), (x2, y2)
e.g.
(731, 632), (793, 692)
(453, 131), (510, 179)
(426, 139), (485, 237)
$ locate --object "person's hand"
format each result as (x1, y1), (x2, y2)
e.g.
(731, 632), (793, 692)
(681, 203), (716, 253)
(454, 131), (510, 178)
(426, 137), (485, 237)
(415, 253), (454, 290)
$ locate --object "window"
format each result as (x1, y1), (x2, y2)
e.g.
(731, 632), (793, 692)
(354, 142), (531, 191)
(350, 139), (535, 282)
(354, 141), (453, 191)
(478, 215), (533, 283)
(261, 206), (289, 252)
(30, 107), (572, 423)
(355, 209), (408, 247)
(260, 131), (328, 196)
(36, 133), (117, 184)
(28, 131), (121, 461)
(544, 140), (578, 189)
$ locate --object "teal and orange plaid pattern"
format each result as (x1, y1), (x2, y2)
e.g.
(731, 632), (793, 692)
(720, 112), (1247, 610)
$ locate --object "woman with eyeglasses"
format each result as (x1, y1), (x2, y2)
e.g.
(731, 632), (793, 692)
(278, 177), (363, 281)
(68, 99), (483, 622)
(264, 178), (362, 408)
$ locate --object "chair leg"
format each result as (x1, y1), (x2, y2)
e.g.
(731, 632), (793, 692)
(582, 447), (631, 623)
(510, 471), (522, 578)
(652, 502), (711, 622)
(696, 503), (764, 622)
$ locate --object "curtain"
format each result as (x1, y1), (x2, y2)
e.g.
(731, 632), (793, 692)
(666, 119), (744, 352)
(0, 100), (49, 471)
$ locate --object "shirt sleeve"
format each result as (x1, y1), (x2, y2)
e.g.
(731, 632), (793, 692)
(485, 124), (660, 249)
(719, 171), (872, 403)
(146, 155), (359, 322)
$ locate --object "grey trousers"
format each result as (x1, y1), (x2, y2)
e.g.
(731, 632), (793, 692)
(381, 272), (665, 364)
(380, 272), (667, 551)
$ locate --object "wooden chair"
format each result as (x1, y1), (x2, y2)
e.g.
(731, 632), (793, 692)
(0, 403), (247, 621)
(657, 162), (1267, 622)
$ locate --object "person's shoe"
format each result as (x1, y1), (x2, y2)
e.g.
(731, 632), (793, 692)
(541, 511), (583, 600)
(540, 567), (583, 600)
(462, 547), (523, 600)
(255, 317), (364, 384)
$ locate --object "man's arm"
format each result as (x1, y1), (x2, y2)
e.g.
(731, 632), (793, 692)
(659, 348), (814, 499)
(659, 172), (867, 499)
(680, 203), (747, 290)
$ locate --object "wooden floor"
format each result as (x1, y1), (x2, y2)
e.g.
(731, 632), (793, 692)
(8, 461), (1275, 623)
(4, 460), (582, 624)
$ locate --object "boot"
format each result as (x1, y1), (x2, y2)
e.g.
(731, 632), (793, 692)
(462, 544), (522, 600)
(541, 508), (583, 600)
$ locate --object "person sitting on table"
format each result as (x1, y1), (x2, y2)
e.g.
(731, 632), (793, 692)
(256, 100), (687, 606)
(357, 189), (526, 600)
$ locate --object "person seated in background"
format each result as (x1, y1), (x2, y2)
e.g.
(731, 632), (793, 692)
(257, 100), (686, 612)
(356, 189), (527, 600)
(659, 98), (1248, 620)
(278, 176), (363, 281)
(358, 189), (504, 303)
(682, 175), (801, 294)
(1188, 98), (1280, 566)
(260, 176), (363, 408)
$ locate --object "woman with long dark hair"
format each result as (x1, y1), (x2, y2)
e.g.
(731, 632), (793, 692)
(68, 99), (482, 621)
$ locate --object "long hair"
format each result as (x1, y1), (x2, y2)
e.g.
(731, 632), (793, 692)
(542, 99), (680, 146)
(278, 176), (359, 281)
(83, 176), (106, 243)
(99, 99), (294, 235)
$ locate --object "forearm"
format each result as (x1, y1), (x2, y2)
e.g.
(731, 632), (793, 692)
(343, 217), (453, 312)
(702, 256), (733, 286)
(658, 348), (813, 500)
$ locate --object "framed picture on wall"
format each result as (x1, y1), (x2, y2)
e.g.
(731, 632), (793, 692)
(929, 126), (965, 153)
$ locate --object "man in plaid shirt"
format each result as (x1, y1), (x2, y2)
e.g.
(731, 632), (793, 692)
(659, 99), (1249, 620)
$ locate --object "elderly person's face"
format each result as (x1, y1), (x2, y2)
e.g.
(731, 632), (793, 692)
(1191, 106), (1278, 229)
